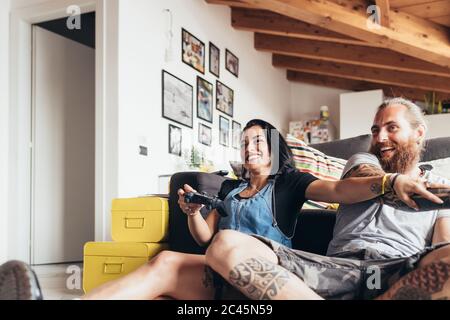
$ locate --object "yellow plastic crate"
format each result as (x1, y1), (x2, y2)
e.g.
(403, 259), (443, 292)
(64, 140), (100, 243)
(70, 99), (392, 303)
(83, 241), (169, 293)
(111, 196), (169, 242)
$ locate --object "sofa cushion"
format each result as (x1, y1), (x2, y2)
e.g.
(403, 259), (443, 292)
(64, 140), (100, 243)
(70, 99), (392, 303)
(286, 134), (347, 209)
(421, 137), (450, 162)
(310, 134), (372, 160)
(292, 210), (336, 255)
(420, 157), (450, 180)
(287, 134), (347, 181)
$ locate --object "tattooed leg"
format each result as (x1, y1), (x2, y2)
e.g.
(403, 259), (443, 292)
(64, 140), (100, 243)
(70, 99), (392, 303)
(376, 259), (450, 300)
(206, 230), (322, 300)
(228, 256), (322, 300)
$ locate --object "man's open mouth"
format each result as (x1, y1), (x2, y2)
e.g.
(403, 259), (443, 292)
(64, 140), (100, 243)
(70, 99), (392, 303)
(380, 147), (395, 156)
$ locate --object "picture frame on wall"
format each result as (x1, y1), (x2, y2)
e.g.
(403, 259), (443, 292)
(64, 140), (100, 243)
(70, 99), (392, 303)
(225, 49), (239, 78)
(169, 124), (182, 156)
(198, 123), (212, 146)
(232, 121), (242, 150)
(219, 116), (230, 147)
(209, 42), (220, 78)
(182, 28), (205, 74)
(162, 70), (193, 128)
(216, 81), (234, 117)
(197, 76), (213, 123)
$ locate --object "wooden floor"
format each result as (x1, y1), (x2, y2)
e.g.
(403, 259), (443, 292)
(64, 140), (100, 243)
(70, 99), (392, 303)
(32, 263), (84, 300)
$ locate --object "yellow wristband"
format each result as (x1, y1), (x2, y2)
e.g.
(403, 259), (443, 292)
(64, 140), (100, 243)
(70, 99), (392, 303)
(381, 174), (388, 195)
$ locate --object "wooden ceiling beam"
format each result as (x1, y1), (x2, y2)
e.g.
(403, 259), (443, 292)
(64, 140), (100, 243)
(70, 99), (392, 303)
(396, 1), (450, 19)
(231, 8), (377, 46)
(240, 0), (450, 68)
(255, 33), (450, 78)
(375, 0), (391, 27)
(287, 70), (450, 102)
(274, 55), (450, 93)
(204, 0), (256, 9)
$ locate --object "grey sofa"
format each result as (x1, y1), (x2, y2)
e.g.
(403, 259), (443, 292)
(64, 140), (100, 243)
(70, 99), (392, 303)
(168, 134), (450, 256)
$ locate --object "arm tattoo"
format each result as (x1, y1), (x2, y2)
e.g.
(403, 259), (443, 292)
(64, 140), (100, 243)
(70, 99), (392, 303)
(380, 260), (450, 300)
(343, 164), (385, 179)
(228, 257), (290, 300)
(370, 183), (382, 195)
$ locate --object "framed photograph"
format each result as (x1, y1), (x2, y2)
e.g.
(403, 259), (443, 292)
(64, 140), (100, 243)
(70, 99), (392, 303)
(162, 70), (193, 128)
(198, 123), (212, 147)
(197, 76), (213, 123)
(219, 116), (230, 147)
(209, 42), (220, 78)
(216, 81), (234, 117)
(169, 124), (182, 156)
(232, 121), (242, 150)
(182, 28), (205, 74)
(225, 49), (239, 78)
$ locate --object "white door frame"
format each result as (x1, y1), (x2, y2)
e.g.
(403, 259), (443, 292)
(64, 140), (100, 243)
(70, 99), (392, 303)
(9, 0), (119, 263)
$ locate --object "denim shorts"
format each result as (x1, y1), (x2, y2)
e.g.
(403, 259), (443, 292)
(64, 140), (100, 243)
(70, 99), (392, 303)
(253, 235), (450, 300)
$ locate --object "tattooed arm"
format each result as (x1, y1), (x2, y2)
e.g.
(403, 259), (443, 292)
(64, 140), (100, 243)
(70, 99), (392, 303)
(342, 163), (446, 210)
(306, 163), (444, 209)
(342, 163), (386, 179)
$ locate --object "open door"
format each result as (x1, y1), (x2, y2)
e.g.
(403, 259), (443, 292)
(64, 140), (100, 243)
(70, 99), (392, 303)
(31, 26), (95, 264)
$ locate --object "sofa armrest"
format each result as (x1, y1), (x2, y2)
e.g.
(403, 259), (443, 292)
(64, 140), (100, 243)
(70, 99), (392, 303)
(168, 171), (227, 254)
(291, 210), (336, 256)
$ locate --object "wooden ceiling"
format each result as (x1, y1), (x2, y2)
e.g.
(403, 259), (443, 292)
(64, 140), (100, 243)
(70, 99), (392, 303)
(206, 0), (450, 101)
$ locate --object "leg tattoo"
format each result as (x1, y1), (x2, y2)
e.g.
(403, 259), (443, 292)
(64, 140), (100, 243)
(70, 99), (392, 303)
(228, 257), (290, 300)
(202, 266), (214, 289)
(382, 260), (450, 300)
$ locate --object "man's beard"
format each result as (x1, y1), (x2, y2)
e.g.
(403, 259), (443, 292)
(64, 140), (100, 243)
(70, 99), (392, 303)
(369, 138), (421, 173)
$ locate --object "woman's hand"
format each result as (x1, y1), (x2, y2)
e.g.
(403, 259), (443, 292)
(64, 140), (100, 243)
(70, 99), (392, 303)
(177, 184), (204, 216)
(392, 174), (445, 210)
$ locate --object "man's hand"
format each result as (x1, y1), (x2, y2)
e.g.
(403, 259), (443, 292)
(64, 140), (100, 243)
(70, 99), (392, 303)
(391, 175), (446, 210)
(177, 184), (204, 216)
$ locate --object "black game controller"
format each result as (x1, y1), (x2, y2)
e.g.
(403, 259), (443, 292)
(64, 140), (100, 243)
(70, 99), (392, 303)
(411, 188), (450, 210)
(387, 188), (450, 211)
(184, 192), (228, 217)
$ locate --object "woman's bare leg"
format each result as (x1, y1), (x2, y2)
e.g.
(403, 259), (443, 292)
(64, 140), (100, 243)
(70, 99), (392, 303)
(83, 251), (215, 300)
(205, 230), (322, 300)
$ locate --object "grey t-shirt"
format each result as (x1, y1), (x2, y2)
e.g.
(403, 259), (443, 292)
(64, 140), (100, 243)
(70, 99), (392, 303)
(327, 152), (450, 258)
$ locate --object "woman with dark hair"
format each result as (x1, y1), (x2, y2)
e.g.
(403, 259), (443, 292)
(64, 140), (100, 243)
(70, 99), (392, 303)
(4, 119), (436, 300)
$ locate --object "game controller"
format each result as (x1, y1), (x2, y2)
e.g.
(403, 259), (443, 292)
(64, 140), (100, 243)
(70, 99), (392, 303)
(387, 188), (450, 211)
(411, 188), (450, 210)
(184, 192), (228, 217)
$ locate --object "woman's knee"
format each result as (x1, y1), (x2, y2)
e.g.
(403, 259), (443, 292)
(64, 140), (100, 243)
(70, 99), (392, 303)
(206, 230), (248, 265)
(145, 250), (182, 273)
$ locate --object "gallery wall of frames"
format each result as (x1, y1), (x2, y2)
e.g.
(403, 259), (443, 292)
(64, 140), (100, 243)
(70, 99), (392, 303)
(162, 28), (242, 160)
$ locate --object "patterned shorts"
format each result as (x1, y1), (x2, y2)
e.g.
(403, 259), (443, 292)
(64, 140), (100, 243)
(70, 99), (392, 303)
(252, 235), (450, 300)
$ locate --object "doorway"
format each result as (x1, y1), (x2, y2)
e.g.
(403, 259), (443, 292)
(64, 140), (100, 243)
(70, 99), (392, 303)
(9, 0), (119, 265)
(31, 13), (96, 265)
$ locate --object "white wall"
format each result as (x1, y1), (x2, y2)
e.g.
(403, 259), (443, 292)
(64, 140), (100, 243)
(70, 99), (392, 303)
(339, 90), (384, 139)
(116, 0), (291, 199)
(289, 82), (350, 140)
(425, 113), (450, 139)
(0, 0), (11, 263)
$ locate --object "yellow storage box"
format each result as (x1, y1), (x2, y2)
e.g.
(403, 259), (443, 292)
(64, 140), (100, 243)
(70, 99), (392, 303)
(83, 241), (169, 293)
(111, 196), (169, 242)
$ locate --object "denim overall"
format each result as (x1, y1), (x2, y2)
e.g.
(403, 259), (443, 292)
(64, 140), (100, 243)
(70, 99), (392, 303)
(218, 180), (292, 248)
